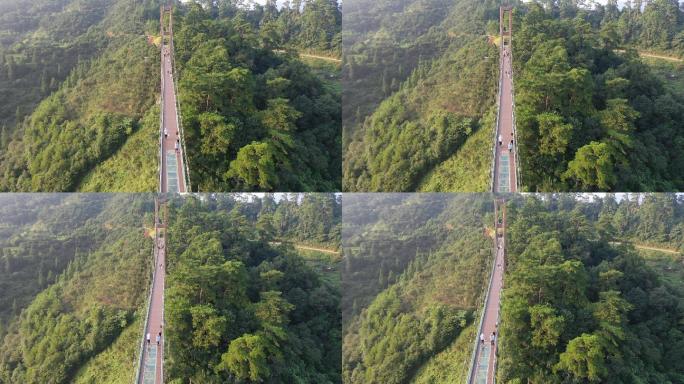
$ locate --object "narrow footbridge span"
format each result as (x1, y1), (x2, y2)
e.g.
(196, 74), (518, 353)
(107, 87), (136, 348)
(136, 198), (168, 384)
(159, 4), (190, 193)
(491, 5), (520, 194)
(467, 199), (507, 384)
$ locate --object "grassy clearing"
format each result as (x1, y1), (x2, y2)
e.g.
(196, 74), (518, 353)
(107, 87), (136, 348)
(300, 55), (341, 95)
(642, 58), (684, 99)
(297, 247), (340, 285)
(637, 248), (684, 293)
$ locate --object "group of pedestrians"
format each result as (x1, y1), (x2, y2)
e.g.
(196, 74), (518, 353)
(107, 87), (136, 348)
(163, 126), (181, 153)
(503, 48), (512, 78)
(146, 328), (163, 348)
(479, 331), (497, 346)
(498, 134), (514, 152)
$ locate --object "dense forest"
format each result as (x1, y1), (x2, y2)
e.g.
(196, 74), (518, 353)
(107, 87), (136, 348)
(342, 194), (494, 383)
(173, 1), (341, 191)
(343, 0), (501, 192)
(580, 0), (684, 56)
(516, 1), (684, 191)
(343, 0), (684, 192)
(0, 0), (341, 192)
(164, 193), (341, 383)
(0, 194), (154, 384)
(499, 193), (684, 382)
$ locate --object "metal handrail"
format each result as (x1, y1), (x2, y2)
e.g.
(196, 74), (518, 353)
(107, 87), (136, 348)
(490, 38), (504, 193)
(160, 228), (166, 383)
(168, 9), (191, 192)
(510, 66), (521, 192)
(466, 226), (499, 383)
(158, 41), (165, 194)
(134, 227), (158, 384)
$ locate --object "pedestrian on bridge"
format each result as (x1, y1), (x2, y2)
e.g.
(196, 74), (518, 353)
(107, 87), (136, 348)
(146, 332), (151, 345)
(480, 333), (485, 344)
(156, 334), (161, 346)
(175, 140), (179, 152)
(164, 128), (168, 138)
(491, 332), (496, 345)
(498, 134), (503, 146)
(508, 141), (513, 152)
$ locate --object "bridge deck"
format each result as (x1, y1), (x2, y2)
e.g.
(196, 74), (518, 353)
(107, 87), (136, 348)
(493, 43), (517, 194)
(138, 235), (166, 384)
(160, 7), (186, 193)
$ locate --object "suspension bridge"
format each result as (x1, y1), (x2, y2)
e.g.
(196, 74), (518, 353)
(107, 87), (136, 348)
(135, 4), (184, 383)
(158, 4), (189, 193)
(135, 198), (168, 384)
(491, 5), (520, 194)
(467, 198), (506, 384)
(468, 5), (517, 383)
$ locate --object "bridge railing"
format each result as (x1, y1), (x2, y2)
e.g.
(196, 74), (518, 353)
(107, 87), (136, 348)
(134, 227), (159, 384)
(509, 58), (521, 192)
(160, 230), (166, 383)
(158, 41), (165, 193)
(490, 40), (504, 193)
(168, 9), (192, 192)
(466, 228), (499, 383)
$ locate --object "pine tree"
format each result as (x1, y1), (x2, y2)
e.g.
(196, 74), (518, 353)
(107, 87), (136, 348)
(6, 55), (14, 81)
(1, 124), (8, 148)
(41, 69), (49, 94)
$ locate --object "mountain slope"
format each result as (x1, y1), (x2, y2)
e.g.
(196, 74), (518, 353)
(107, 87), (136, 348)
(342, 0), (502, 192)
(0, 0), (162, 192)
(342, 194), (494, 384)
(0, 194), (154, 384)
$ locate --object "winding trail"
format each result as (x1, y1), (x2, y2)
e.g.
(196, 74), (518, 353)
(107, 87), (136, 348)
(611, 241), (681, 255)
(615, 49), (684, 63)
(298, 53), (341, 63)
(294, 244), (341, 254)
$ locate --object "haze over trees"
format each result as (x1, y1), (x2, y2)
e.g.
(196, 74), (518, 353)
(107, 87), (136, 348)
(342, 194), (494, 383)
(343, 0), (501, 192)
(0, 0), (162, 192)
(164, 193), (341, 383)
(0, 194), (155, 384)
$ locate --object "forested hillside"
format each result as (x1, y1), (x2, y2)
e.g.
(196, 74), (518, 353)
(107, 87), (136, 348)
(0, 0), (123, 140)
(0, 0), (162, 192)
(498, 194), (684, 383)
(343, 0), (502, 192)
(0, 194), (154, 384)
(0, 0), (341, 192)
(343, 0), (684, 192)
(164, 193), (341, 383)
(342, 194), (494, 383)
(172, 2), (341, 192)
(586, 0), (684, 56)
(244, 0), (341, 56)
(515, 2), (684, 191)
